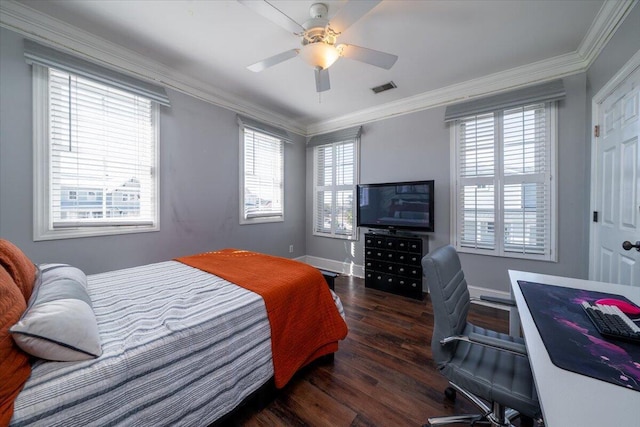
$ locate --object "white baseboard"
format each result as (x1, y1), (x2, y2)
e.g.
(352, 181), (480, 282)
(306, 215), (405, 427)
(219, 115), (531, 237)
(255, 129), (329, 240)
(298, 255), (510, 311)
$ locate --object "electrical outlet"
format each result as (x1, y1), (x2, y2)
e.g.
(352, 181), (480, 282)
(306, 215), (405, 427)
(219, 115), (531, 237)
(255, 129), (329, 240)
(289, 245), (294, 253)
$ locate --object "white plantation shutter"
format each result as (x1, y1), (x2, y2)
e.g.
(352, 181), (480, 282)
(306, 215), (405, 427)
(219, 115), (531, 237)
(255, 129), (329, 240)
(241, 128), (284, 221)
(315, 144), (333, 233)
(312, 131), (359, 239)
(48, 68), (157, 228)
(453, 102), (556, 260)
(502, 104), (551, 255)
(458, 113), (496, 250)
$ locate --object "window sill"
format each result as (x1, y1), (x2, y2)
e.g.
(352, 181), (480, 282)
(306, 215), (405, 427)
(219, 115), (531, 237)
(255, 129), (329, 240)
(240, 216), (284, 225)
(34, 224), (159, 241)
(455, 245), (557, 262)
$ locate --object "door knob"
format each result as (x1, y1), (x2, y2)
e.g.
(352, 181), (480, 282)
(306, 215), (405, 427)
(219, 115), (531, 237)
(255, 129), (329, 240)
(622, 240), (640, 251)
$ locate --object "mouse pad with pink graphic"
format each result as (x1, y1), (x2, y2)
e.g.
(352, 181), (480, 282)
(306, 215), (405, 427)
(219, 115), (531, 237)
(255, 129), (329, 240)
(518, 280), (640, 392)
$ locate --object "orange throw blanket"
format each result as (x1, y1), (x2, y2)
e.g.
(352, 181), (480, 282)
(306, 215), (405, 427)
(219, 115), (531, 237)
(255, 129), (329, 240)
(176, 249), (348, 388)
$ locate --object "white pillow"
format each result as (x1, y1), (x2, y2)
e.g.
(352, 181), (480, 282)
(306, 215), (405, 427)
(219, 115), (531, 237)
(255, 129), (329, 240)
(10, 263), (102, 361)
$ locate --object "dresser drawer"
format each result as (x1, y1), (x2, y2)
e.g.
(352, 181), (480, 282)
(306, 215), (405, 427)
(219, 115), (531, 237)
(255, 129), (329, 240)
(395, 252), (421, 265)
(363, 232), (426, 300)
(396, 265), (422, 279)
(407, 240), (421, 253)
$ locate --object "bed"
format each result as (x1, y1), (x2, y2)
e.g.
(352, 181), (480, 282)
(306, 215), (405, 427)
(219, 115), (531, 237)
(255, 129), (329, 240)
(0, 241), (347, 426)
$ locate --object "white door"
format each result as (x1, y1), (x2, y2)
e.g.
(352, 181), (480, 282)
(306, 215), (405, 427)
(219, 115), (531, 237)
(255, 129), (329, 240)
(591, 65), (640, 286)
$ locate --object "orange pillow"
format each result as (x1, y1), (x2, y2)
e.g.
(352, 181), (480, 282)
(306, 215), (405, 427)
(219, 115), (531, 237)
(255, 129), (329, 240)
(0, 265), (32, 426)
(0, 239), (37, 303)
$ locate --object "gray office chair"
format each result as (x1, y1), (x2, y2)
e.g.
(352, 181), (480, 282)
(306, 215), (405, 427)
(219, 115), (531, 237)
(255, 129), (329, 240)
(422, 245), (543, 427)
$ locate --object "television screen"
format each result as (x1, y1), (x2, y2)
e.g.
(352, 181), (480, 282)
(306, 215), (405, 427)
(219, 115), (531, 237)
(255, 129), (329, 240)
(357, 180), (434, 232)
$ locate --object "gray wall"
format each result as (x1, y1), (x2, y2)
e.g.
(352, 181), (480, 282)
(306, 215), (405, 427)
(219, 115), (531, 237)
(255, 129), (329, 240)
(1, 4), (638, 287)
(0, 28), (306, 275)
(304, 107), (451, 269)
(305, 4), (639, 294)
(306, 73), (589, 293)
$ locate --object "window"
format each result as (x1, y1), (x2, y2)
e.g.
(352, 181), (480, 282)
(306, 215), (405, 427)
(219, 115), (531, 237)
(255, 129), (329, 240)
(312, 129), (359, 240)
(240, 127), (284, 223)
(452, 102), (557, 260)
(33, 65), (160, 240)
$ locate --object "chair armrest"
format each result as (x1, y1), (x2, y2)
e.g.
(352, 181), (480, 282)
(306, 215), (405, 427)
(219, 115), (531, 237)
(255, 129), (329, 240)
(474, 295), (517, 306)
(440, 333), (528, 357)
(468, 333), (527, 355)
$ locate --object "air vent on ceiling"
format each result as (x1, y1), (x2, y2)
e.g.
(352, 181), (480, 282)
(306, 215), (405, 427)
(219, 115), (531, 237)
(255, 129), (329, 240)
(371, 81), (397, 94)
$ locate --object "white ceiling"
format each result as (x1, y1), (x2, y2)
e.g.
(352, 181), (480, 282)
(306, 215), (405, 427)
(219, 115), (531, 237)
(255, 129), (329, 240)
(2, 0), (629, 135)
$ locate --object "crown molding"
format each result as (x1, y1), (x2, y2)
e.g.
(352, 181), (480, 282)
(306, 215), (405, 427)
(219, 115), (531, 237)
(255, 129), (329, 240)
(577, 0), (637, 67)
(0, 0), (306, 136)
(1, 0), (635, 137)
(306, 51), (587, 135)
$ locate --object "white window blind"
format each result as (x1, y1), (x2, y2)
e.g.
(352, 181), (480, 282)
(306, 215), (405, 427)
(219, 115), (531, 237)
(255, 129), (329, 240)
(241, 128), (284, 222)
(454, 102), (556, 260)
(33, 63), (160, 240)
(49, 68), (156, 228)
(313, 139), (357, 239)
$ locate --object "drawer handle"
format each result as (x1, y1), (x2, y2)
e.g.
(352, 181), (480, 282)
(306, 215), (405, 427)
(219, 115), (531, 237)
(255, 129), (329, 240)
(388, 278), (393, 283)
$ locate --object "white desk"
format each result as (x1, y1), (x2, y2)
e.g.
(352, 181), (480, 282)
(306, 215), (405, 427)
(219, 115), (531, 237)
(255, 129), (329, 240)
(509, 270), (640, 427)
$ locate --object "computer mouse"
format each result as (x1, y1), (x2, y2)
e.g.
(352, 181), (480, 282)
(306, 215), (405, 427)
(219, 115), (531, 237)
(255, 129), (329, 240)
(595, 298), (640, 316)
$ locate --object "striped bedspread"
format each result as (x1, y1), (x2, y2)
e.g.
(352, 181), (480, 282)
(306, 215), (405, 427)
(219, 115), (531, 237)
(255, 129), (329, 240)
(11, 261), (277, 426)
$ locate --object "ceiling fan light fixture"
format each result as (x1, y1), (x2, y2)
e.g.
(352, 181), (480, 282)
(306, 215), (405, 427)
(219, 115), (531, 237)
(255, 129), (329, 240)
(299, 42), (341, 70)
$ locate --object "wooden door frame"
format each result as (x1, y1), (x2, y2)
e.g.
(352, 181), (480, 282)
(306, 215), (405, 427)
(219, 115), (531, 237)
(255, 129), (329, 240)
(589, 50), (640, 280)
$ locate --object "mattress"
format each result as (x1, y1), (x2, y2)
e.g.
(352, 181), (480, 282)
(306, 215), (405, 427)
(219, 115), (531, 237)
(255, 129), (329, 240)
(11, 261), (275, 426)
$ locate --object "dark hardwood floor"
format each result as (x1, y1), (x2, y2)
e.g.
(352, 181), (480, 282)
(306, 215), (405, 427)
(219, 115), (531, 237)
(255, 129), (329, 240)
(230, 274), (514, 426)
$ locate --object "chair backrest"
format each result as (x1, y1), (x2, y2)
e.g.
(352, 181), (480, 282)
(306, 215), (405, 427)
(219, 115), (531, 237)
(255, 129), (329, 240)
(422, 245), (470, 367)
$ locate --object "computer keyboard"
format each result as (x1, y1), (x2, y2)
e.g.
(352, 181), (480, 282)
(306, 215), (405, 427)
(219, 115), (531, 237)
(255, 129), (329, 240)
(581, 301), (640, 344)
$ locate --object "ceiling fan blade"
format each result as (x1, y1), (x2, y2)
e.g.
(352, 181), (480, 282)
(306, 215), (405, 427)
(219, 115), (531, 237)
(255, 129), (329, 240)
(330, 0), (381, 34)
(315, 67), (330, 92)
(247, 49), (299, 72)
(340, 44), (398, 70)
(237, 0), (305, 34)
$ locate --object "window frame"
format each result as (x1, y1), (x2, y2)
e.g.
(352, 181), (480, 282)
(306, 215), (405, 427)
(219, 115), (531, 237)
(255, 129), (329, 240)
(33, 64), (160, 241)
(312, 138), (359, 240)
(450, 101), (558, 261)
(239, 125), (285, 225)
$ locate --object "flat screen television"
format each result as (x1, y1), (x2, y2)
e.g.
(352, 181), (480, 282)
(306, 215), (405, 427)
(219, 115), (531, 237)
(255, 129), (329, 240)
(357, 180), (434, 232)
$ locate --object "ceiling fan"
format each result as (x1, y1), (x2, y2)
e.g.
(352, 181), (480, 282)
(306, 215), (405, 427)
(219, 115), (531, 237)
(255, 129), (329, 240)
(238, 0), (398, 93)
